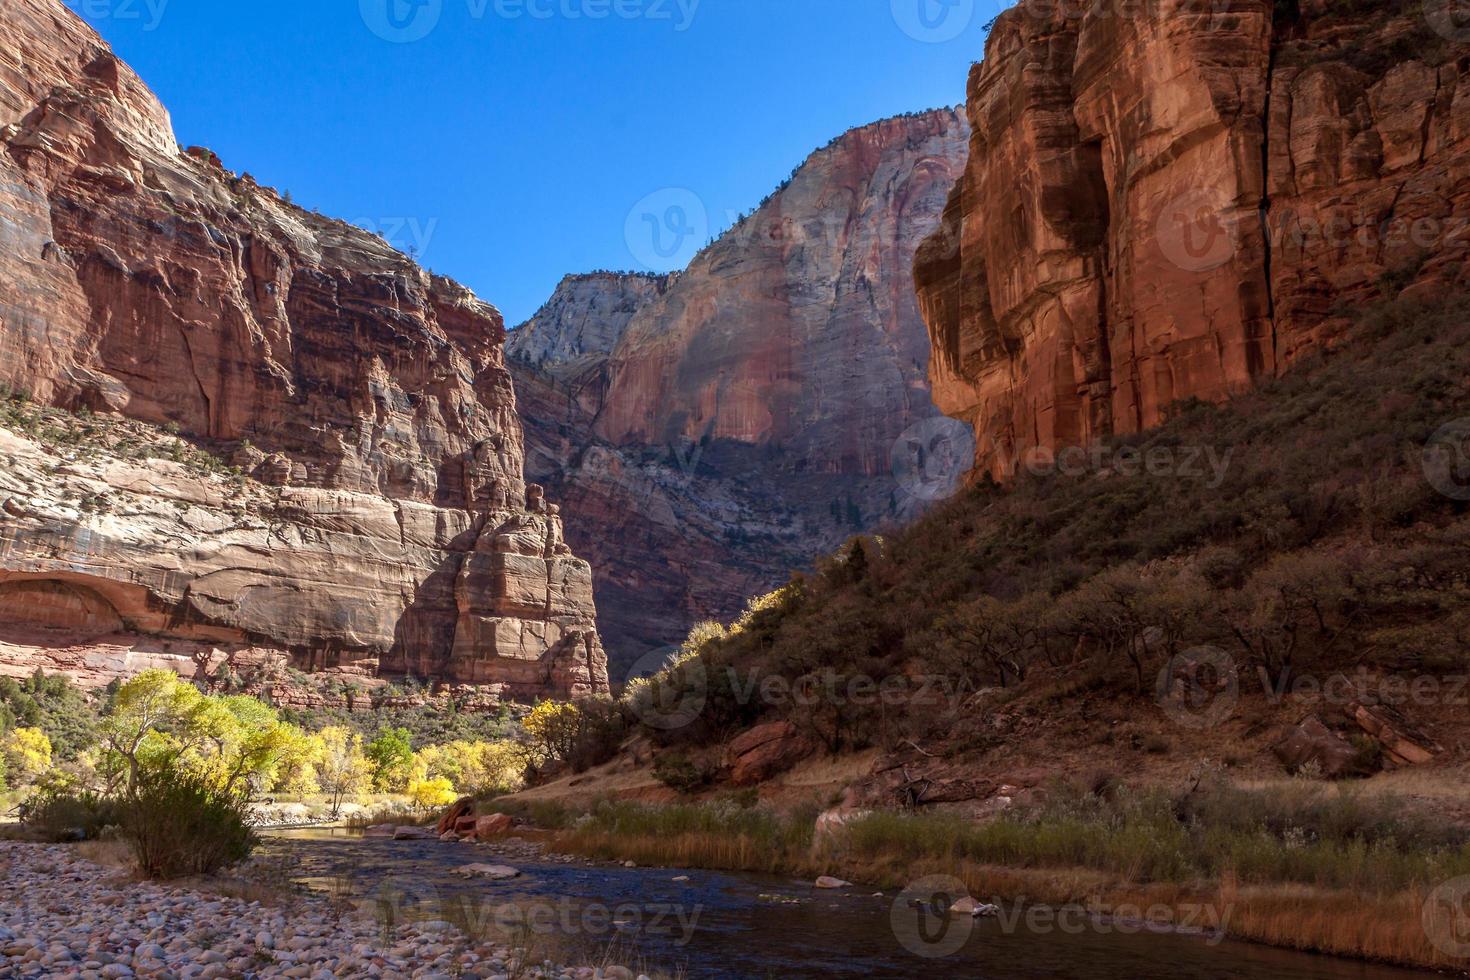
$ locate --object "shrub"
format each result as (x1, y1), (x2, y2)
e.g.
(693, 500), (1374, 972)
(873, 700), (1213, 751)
(117, 767), (257, 879)
(18, 789), (120, 842)
(652, 752), (712, 794)
(522, 697), (626, 774)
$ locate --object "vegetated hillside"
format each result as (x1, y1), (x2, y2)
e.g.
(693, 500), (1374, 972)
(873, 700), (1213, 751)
(638, 293), (1470, 812)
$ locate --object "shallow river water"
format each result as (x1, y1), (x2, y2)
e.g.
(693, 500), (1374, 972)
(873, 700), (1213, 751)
(266, 831), (1436, 980)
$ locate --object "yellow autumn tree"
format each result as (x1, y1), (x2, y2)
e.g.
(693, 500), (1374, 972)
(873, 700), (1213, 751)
(315, 727), (373, 818)
(407, 776), (457, 811)
(2, 727), (51, 789)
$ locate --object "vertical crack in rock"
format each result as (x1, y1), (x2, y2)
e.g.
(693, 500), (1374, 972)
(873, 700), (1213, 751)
(916, 0), (1468, 479)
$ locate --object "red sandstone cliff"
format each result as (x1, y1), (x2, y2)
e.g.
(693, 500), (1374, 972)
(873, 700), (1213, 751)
(0, 0), (607, 697)
(509, 111), (970, 671)
(917, 0), (1470, 478)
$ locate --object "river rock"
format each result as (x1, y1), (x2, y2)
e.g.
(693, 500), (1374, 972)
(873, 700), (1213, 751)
(951, 897), (999, 918)
(452, 864), (521, 880)
(473, 813), (514, 839)
(392, 826), (436, 841)
(437, 798), (476, 836)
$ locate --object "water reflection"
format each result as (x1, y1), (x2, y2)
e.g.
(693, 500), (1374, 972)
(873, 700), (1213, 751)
(265, 831), (1437, 979)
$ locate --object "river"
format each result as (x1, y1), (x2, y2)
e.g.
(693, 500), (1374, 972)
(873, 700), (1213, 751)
(265, 831), (1438, 979)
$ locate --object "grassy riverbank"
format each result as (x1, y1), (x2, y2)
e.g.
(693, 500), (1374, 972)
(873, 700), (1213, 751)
(496, 779), (1470, 971)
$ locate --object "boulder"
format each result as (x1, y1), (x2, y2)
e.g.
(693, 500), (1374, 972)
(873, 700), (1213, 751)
(454, 816), (481, 836)
(1272, 715), (1369, 779)
(1351, 702), (1442, 767)
(950, 896), (1000, 918)
(452, 864), (521, 880)
(392, 826), (437, 841)
(727, 721), (814, 786)
(437, 797), (476, 837)
(814, 876), (852, 890)
(472, 813), (514, 840)
(814, 807), (870, 839)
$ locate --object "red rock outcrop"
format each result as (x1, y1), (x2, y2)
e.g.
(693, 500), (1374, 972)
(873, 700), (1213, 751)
(509, 112), (970, 672)
(725, 721), (814, 786)
(0, 0), (607, 697)
(917, 0), (1470, 478)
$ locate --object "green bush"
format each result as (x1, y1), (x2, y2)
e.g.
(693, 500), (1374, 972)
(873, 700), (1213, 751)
(18, 790), (120, 842)
(117, 768), (258, 879)
(652, 752), (713, 794)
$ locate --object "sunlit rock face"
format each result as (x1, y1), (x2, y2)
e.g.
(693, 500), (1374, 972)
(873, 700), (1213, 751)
(509, 110), (970, 672)
(0, 0), (607, 697)
(917, 0), (1470, 479)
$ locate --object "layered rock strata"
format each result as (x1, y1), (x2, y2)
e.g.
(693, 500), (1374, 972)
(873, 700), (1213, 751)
(0, 0), (607, 696)
(509, 111), (970, 670)
(917, 0), (1470, 477)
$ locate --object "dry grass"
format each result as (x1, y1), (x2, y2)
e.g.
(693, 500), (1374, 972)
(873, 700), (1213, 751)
(75, 839), (132, 871)
(553, 831), (1467, 970)
(540, 790), (1470, 973)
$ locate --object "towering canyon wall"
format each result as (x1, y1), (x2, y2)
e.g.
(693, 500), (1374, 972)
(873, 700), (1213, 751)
(917, 0), (1470, 477)
(0, 0), (607, 696)
(509, 110), (970, 672)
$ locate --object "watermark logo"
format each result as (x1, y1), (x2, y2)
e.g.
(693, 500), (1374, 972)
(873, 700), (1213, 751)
(1424, 877), (1470, 959)
(623, 646), (707, 731)
(66, 0), (170, 30)
(891, 875), (974, 958)
(360, 0), (444, 42)
(1156, 187), (1238, 273)
(892, 417), (975, 502)
(1021, 442), (1233, 487)
(1426, 0), (1470, 42)
(351, 216), (440, 263)
(891, 0), (976, 43)
(353, 873), (705, 947)
(358, 873), (441, 926)
(625, 188), (708, 271)
(1156, 646), (1239, 730)
(1012, 0), (1239, 30)
(1424, 418), (1470, 501)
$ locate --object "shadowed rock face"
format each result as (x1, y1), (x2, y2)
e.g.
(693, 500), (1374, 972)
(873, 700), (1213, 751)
(917, 0), (1470, 479)
(0, 0), (607, 697)
(509, 110), (970, 673)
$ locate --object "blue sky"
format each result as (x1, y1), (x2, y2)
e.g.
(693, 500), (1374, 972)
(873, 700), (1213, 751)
(77, 0), (1003, 324)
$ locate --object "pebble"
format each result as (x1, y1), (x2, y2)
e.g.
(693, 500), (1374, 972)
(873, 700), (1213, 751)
(0, 842), (647, 980)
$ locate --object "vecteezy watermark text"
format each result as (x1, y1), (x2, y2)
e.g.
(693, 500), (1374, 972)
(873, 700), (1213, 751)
(66, 0), (169, 30)
(362, 876), (704, 947)
(361, 0), (700, 43)
(890, 875), (1232, 959)
(626, 661), (989, 731)
(1021, 443), (1233, 487)
(351, 216), (439, 263)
